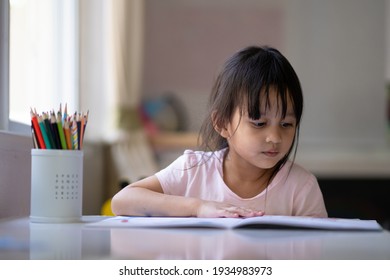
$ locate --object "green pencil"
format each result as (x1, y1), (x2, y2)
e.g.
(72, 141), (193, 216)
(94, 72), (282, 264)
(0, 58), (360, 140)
(38, 115), (52, 149)
(56, 111), (67, 149)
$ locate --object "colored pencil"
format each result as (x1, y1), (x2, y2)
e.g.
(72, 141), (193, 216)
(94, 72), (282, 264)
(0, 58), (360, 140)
(50, 111), (61, 149)
(30, 109), (46, 149)
(64, 119), (72, 150)
(71, 119), (79, 150)
(56, 111), (67, 149)
(29, 105), (88, 150)
(38, 115), (52, 149)
(42, 112), (56, 149)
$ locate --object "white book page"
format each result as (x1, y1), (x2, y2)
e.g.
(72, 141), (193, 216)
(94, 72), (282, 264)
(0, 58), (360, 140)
(88, 215), (382, 231)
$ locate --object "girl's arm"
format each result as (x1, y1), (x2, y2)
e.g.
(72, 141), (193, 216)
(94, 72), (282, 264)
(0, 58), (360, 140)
(111, 175), (264, 218)
(111, 175), (201, 217)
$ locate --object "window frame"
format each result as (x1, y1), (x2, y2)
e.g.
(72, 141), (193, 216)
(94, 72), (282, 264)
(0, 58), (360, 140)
(0, 0), (11, 132)
(0, 0), (35, 135)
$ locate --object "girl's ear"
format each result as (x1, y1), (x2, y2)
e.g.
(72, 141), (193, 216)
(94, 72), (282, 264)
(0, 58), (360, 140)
(212, 111), (230, 139)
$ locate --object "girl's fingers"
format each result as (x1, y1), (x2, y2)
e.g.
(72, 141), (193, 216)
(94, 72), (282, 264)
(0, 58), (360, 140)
(219, 206), (264, 218)
(197, 201), (264, 218)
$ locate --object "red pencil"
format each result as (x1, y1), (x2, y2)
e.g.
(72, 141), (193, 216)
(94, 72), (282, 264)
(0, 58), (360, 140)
(30, 108), (46, 149)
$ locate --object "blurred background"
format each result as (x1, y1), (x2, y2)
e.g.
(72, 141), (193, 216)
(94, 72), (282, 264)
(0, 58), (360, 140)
(1, 0), (389, 227)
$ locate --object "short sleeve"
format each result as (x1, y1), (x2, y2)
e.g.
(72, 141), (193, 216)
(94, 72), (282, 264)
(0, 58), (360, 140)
(155, 150), (199, 196)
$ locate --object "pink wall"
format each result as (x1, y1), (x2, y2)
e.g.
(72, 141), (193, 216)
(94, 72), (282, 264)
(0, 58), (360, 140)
(142, 0), (285, 130)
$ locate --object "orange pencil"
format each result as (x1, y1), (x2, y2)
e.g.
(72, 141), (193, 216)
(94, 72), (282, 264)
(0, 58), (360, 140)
(64, 118), (72, 150)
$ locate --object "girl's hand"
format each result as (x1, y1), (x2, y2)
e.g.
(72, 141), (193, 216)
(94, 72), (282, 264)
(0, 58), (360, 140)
(196, 200), (264, 218)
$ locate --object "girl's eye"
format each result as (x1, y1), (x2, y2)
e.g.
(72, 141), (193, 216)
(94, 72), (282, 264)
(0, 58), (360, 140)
(251, 121), (266, 128)
(281, 122), (294, 128)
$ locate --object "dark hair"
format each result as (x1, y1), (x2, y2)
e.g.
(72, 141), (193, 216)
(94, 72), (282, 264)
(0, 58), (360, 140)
(199, 46), (303, 174)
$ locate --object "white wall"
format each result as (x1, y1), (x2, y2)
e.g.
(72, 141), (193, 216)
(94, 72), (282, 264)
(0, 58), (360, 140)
(285, 0), (386, 149)
(0, 131), (31, 218)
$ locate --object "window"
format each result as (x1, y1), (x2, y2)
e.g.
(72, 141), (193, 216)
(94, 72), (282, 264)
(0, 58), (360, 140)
(5, 0), (78, 133)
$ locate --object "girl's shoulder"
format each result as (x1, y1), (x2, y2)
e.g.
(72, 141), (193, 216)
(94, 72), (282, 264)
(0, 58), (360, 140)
(276, 160), (316, 183)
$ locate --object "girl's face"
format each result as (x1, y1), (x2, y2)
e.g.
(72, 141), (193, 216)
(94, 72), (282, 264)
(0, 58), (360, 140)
(221, 89), (296, 171)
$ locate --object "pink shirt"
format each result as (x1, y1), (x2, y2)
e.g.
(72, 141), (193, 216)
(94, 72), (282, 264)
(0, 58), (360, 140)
(155, 149), (328, 217)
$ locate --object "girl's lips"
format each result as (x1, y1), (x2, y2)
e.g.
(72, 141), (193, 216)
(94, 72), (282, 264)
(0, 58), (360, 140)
(263, 151), (279, 157)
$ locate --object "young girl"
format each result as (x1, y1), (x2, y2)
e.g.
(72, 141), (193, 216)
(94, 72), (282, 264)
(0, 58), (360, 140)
(111, 46), (328, 218)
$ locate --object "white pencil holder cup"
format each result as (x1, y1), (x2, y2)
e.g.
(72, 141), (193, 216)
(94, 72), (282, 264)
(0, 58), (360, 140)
(30, 149), (84, 223)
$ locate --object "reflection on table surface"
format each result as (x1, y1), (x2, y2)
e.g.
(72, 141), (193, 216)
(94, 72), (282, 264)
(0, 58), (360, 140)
(110, 228), (324, 259)
(109, 228), (390, 260)
(1, 217), (390, 260)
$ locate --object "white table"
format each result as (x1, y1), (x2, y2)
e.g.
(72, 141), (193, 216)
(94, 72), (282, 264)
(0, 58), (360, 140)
(1, 216), (390, 260)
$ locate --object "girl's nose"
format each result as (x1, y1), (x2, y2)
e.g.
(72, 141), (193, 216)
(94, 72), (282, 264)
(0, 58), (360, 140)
(265, 127), (282, 144)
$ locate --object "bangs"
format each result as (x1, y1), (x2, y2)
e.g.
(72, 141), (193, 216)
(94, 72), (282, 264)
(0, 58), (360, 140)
(246, 84), (291, 120)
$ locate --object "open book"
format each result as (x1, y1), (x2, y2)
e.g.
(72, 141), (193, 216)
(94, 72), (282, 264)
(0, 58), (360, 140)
(87, 215), (383, 231)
